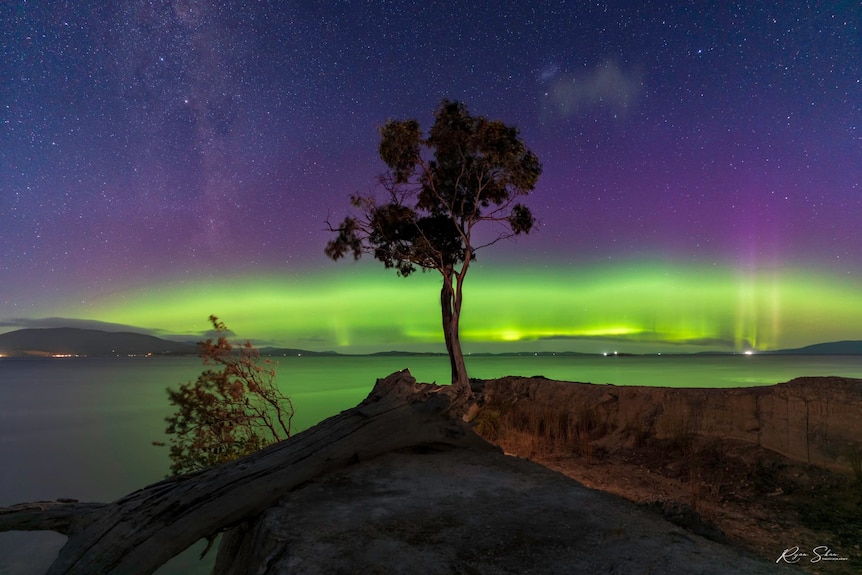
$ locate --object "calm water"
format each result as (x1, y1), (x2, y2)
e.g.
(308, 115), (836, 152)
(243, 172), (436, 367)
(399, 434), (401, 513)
(2, 354), (861, 574)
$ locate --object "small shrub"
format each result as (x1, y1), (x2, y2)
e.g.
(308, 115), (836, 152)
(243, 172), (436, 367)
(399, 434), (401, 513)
(473, 409), (502, 441)
(160, 316), (294, 475)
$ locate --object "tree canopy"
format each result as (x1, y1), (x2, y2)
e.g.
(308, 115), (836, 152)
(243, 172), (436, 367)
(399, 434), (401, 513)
(326, 100), (541, 393)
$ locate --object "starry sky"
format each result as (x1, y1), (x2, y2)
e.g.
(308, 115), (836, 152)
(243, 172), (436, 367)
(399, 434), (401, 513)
(2, 1), (860, 354)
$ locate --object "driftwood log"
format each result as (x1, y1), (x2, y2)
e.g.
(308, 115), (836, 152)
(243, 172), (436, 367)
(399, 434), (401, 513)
(0, 370), (478, 575)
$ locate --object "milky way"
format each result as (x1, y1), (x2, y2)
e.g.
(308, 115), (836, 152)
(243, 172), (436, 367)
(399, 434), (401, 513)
(2, 1), (860, 352)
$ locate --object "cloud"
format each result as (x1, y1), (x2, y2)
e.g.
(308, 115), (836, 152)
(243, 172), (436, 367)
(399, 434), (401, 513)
(541, 60), (642, 119)
(201, 328), (237, 339)
(0, 317), (233, 345)
(0, 317), (161, 335)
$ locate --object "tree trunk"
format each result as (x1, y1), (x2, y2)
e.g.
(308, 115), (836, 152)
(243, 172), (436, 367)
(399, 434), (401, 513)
(440, 270), (470, 395)
(0, 371), (480, 575)
(440, 274), (457, 383)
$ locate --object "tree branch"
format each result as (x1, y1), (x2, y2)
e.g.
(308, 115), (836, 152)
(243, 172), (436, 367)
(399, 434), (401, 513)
(0, 500), (107, 536)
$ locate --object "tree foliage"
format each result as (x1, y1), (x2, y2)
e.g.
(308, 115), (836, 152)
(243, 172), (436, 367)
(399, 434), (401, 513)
(326, 100), (541, 393)
(161, 316), (293, 475)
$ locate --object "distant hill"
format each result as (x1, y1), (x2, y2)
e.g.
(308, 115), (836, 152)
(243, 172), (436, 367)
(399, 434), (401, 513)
(0, 328), (196, 357)
(369, 350), (446, 357)
(0, 328), (340, 358)
(765, 340), (862, 355)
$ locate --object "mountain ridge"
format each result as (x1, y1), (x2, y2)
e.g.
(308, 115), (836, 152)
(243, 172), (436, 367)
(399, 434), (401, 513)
(762, 340), (862, 355)
(0, 327), (195, 357)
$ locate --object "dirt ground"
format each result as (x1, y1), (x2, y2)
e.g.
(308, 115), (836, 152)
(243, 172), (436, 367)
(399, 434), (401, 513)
(493, 432), (861, 575)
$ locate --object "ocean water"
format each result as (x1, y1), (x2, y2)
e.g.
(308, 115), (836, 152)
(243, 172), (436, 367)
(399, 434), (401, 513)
(1, 354), (861, 574)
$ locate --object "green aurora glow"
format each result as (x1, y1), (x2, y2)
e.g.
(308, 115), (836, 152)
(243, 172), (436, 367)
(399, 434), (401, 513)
(60, 262), (862, 354)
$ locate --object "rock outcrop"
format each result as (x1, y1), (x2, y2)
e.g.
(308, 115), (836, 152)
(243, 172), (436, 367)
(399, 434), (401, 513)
(212, 444), (786, 575)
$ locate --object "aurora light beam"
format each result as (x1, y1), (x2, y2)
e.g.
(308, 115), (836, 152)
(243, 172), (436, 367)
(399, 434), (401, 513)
(41, 261), (862, 355)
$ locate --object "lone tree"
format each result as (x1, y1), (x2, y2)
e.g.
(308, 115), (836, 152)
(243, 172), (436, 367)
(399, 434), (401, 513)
(326, 100), (541, 395)
(160, 316), (294, 475)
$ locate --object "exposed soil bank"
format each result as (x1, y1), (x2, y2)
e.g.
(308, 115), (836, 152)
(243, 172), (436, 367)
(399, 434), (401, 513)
(478, 375), (862, 473)
(474, 375), (862, 574)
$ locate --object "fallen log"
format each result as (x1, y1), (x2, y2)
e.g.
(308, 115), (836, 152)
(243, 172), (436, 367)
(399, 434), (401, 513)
(0, 500), (106, 535)
(0, 370), (479, 575)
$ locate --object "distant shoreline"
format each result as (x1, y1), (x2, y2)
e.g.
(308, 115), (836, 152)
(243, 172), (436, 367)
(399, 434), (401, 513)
(1, 327), (862, 358)
(3, 351), (862, 360)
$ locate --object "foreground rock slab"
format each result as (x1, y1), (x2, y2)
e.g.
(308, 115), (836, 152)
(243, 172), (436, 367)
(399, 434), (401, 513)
(213, 445), (787, 575)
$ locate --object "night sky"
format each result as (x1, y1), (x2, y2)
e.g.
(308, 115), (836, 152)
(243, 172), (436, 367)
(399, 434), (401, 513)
(2, 1), (860, 354)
